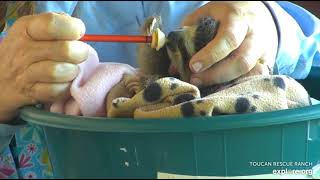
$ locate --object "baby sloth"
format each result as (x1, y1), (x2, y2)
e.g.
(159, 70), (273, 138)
(138, 16), (219, 81)
(135, 16), (222, 97)
(132, 16), (270, 97)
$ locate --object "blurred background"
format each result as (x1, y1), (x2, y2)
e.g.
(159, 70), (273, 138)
(291, 1), (320, 18)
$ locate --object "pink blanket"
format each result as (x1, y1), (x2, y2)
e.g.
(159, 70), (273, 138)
(50, 45), (136, 117)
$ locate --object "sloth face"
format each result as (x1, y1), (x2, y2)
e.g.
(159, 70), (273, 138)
(165, 16), (219, 82)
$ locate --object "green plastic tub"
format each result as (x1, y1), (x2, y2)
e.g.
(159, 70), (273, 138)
(19, 68), (320, 179)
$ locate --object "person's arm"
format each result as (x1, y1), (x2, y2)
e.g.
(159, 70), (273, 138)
(264, 1), (320, 79)
(0, 1), (85, 153)
(0, 27), (18, 152)
(0, 3), (88, 121)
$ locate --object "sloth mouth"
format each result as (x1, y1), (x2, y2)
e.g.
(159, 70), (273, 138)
(168, 64), (179, 76)
(168, 64), (182, 80)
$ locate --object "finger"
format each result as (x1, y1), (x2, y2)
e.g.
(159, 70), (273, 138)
(181, 2), (229, 26)
(23, 61), (79, 83)
(29, 82), (71, 103)
(26, 12), (85, 41)
(189, 15), (248, 73)
(190, 34), (263, 86)
(181, 5), (211, 27)
(243, 62), (271, 77)
(25, 40), (89, 64)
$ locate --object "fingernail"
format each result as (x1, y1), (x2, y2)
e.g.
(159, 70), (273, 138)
(55, 63), (78, 75)
(192, 62), (203, 73)
(80, 30), (85, 37)
(79, 21), (86, 37)
(190, 78), (202, 86)
(68, 41), (89, 62)
(78, 26), (86, 38)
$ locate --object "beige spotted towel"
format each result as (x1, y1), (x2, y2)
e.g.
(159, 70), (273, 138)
(107, 75), (311, 119)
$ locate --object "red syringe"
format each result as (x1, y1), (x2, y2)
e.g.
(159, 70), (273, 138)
(80, 28), (166, 51)
(80, 34), (153, 43)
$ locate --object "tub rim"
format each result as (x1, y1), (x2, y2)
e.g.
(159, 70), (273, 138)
(19, 104), (320, 133)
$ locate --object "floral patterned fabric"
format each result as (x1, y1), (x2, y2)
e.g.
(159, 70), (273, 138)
(0, 124), (54, 179)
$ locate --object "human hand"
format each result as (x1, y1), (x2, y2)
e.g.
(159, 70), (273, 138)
(0, 12), (89, 122)
(182, 1), (278, 87)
